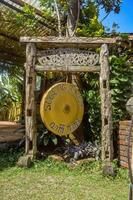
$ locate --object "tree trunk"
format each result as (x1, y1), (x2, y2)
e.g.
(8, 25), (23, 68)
(66, 0), (80, 37)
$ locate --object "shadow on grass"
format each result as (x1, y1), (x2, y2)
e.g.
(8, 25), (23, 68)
(0, 149), (24, 171)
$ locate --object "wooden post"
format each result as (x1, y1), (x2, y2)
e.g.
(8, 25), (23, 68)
(25, 43), (37, 157)
(100, 44), (113, 163)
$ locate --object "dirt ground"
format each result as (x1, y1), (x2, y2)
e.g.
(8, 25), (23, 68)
(0, 121), (23, 143)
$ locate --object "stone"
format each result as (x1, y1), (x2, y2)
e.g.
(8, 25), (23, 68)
(17, 155), (32, 168)
(102, 164), (116, 177)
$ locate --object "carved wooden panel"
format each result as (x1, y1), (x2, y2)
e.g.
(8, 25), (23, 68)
(37, 48), (99, 68)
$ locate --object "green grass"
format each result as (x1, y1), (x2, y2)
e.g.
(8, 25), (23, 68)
(0, 150), (129, 200)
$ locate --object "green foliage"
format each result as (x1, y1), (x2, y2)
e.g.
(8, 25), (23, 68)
(39, 0), (121, 36)
(95, 0), (121, 13)
(110, 55), (133, 124)
(39, 128), (58, 146)
(16, 4), (37, 29)
(77, 2), (104, 37)
(36, 111), (59, 147)
(82, 52), (133, 141)
(40, 0), (66, 16)
(0, 66), (23, 121)
(82, 72), (101, 141)
(40, 0), (66, 28)
(0, 149), (23, 171)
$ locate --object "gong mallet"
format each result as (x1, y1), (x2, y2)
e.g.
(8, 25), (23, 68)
(126, 97), (133, 200)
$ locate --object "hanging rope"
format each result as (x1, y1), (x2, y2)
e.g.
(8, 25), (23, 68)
(65, 65), (69, 83)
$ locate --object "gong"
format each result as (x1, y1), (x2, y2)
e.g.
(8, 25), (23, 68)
(40, 82), (84, 136)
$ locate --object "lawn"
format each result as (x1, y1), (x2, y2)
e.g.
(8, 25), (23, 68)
(0, 151), (129, 200)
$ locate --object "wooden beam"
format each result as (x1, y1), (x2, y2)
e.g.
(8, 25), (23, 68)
(25, 43), (37, 157)
(0, 32), (19, 42)
(20, 37), (117, 48)
(10, 0), (43, 17)
(35, 65), (100, 72)
(1, 0), (56, 31)
(10, 0), (56, 31)
(99, 44), (113, 163)
(20, 36), (133, 47)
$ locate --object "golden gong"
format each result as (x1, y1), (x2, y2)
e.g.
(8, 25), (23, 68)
(40, 82), (84, 136)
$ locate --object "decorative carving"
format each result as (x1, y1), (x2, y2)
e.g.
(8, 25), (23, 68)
(37, 48), (99, 67)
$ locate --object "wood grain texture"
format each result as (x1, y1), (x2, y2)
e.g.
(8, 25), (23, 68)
(99, 44), (113, 163)
(25, 43), (37, 156)
(20, 36), (117, 48)
(35, 65), (100, 72)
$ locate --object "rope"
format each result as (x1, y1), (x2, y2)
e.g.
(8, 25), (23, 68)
(128, 116), (133, 200)
(65, 65), (69, 83)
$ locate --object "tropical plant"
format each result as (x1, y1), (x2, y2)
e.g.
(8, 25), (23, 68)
(76, 1), (104, 36)
(38, 128), (58, 146)
(81, 72), (101, 141)
(110, 55), (133, 124)
(0, 65), (23, 121)
(82, 47), (133, 142)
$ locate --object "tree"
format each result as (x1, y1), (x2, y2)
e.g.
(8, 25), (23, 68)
(0, 66), (23, 121)
(40, 0), (121, 36)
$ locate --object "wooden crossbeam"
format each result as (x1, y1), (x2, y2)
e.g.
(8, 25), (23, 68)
(35, 65), (100, 72)
(20, 36), (117, 48)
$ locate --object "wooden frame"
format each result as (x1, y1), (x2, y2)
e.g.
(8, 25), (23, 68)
(21, 36), (115, 163)
(20, 36), (117, 48)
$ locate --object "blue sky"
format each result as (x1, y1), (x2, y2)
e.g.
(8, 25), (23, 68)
(99, 0), (133, 33)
